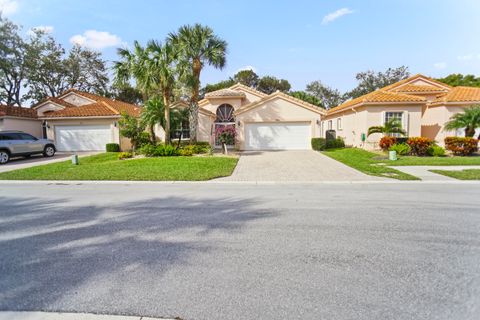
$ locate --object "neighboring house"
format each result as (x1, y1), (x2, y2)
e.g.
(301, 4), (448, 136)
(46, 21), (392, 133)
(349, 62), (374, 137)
(323, 74), (480, 149)
(197, 83), (325, 150)
(33, 90), (141, 151)
(0, 105), (42, 138)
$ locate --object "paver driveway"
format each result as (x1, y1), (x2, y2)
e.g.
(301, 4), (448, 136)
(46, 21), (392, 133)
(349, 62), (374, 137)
(218, 150), (381, 181)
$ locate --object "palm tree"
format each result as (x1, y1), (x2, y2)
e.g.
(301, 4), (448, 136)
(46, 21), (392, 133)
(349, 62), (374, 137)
(146, 40), (177, 144)
(367, 118), (406, 136)
(141, 97), (165, 144)
(169, 24), (227, 142)
(444, 105), (480, 137)
(114, 40), (177, 144)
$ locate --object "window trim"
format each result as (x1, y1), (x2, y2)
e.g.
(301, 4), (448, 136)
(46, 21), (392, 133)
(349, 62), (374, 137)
(337, 118), (342, 130)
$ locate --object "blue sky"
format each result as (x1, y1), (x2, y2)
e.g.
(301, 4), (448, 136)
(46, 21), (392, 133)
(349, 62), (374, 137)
(3, 0), (480, 92)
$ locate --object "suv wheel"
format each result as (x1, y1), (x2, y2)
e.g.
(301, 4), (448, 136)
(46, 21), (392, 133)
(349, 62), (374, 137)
(43, 145), (55, 157)
(0, 150), (9, 164)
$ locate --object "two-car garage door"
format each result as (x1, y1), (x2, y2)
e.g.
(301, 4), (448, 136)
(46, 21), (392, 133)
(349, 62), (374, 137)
(55, 125), (112, 151)
(244, 122), (311, 150)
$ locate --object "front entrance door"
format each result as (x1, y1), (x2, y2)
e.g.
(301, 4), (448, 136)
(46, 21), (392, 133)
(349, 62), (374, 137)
(214, 123), (235, 148)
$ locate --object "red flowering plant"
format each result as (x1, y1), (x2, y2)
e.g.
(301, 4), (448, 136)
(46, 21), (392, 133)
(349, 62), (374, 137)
(215, 125), (236, 146)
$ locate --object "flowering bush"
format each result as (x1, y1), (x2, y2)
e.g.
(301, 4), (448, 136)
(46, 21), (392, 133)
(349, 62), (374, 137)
(444, 137), (478, 156)
(407, 137), (434, 156)
(215, 125), (236, 145)
(379, 136), (397, 151)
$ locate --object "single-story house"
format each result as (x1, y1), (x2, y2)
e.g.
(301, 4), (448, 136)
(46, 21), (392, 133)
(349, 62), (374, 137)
(33, 89), (141, 151)
(323, 74), (480, 149)
(197, 83), (326, 150)
(0, 105), (42, 137)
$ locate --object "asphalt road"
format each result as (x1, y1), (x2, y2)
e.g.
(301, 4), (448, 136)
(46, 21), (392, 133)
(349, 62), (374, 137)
(1, 182), (479, 320)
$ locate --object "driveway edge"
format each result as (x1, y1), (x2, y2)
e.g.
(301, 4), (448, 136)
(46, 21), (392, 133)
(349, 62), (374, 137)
(0, 311), (173, 319)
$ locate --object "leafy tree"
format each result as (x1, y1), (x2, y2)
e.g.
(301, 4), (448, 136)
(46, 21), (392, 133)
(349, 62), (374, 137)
(367, 118), (406, 137)
(436, 74), (480, 87)
(346, 66), (410, 99)
(289, 91), (323, 108)
(24, 33), (108, 103)
(256, 75), (291, 94)
(169, 23), (227, 142)
(444, 105), (480, 137)
(305, 80), (344, 109)
(0, 16), (27, 106)
(118, 113), (146, 152)
(203, 79), (234, 94)
(108, 84), (144, 105)
(232, 69), (259, 87)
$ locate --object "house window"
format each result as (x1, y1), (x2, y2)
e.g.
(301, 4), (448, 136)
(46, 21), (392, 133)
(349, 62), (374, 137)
(328, 120), (333, 130)
(215, 104), (235, 123)
(384, 112), (404, 137)
(337, 118), (342, 130)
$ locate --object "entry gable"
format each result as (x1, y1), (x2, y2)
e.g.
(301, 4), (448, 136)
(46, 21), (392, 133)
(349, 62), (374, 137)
(384, 74), (451, 92)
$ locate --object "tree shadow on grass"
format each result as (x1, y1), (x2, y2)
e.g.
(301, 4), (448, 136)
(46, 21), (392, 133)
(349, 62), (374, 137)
(0, 195), (274, 316)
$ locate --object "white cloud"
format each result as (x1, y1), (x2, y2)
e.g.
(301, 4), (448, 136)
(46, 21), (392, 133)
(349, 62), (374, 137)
(434, 62), (447, 69)
(457, 54), (474, 61)
(70, 30), (123, 50)
(236, 65), (257, 73)
(0, 0), (18, 15)
(27, 25), (54, 36)
(322, 7), (354, 25)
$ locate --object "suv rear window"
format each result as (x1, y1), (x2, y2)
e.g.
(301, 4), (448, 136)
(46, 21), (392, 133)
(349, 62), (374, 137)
(0, 133), (17, 140)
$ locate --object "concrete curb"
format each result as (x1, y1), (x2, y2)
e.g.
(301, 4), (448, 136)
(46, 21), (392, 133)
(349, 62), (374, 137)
(1, 179), (480, 185)
(0, 311), (173, 320)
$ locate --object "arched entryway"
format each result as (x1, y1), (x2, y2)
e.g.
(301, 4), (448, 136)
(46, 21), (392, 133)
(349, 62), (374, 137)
(214, 104), (235, 147)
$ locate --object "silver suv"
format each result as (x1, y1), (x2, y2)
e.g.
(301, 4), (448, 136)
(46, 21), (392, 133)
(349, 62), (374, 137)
(0, 131), (56, 164)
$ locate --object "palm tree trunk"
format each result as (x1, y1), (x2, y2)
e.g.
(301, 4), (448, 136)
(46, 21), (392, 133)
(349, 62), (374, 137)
(149, 124), (156, 145)
(163, 94), (171, 145)
(465, 126), (476, 137)
(189, 59), (202, 143)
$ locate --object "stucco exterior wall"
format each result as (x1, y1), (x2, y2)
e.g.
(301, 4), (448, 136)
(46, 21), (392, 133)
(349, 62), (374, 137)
(201, 97), (243, 114)
(35, 102), (64, 116)
(1, 117), (42, 138)
(197, 113), (215, 144)
(235, 97), (322, 150)
(61, 93), (95, 106)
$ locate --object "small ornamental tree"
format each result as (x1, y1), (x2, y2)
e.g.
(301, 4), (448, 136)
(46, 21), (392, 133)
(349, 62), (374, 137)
(118, 113), (146, 153)
(215, 125), (235, 154)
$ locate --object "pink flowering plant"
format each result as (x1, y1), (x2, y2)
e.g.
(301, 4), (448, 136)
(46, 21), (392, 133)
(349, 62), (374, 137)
(215, 125), (236, 145)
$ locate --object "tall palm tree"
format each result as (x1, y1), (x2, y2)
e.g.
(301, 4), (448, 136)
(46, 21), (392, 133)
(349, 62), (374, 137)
(141, 97), (165, 144)
(169, 24), (227, 142)
(114, 40), (177, 144)
(444, 105), (480, 138)
(146, 40), (177, 144)
(368, 118), (406, 136)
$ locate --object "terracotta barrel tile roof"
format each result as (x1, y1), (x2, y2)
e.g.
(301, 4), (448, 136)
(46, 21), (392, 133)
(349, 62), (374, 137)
(393, 84), (448, 93)
(432, 86), (480, 104)
(42, 102), (119, 118)
(0, 105), (38, 119)
(205, 88), (246, 98)
(328, 90), (426, 114)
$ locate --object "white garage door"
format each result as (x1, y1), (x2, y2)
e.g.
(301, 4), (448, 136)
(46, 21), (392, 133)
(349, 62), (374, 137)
(55, 125), (112, 151)
(244, 122), (311, 150)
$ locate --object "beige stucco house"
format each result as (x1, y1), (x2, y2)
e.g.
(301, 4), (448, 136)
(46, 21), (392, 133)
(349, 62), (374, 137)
(0, 105), (42, 138)
(33, 90), (141, 151)
(323, 74), (480, 149)
(197, 83), (325, 150)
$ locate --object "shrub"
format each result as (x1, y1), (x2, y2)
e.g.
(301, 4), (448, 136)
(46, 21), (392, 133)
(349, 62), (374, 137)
(311, 138), (327, 151)
(379, 136), (397, 151)
(444, 137), (479, 156)
(106, 143), (120, 152)
(138, 144), (157, 157)
(396, 137), (408, 144)
(389, 143), (411, 156)
(427, 145), (446, 157)
(138, 132), (152, 148)
(118, 152), (133, 160)
(326, 137), (345, 149)
(407, 137), (434, 156)
(179, 145), (195, 156)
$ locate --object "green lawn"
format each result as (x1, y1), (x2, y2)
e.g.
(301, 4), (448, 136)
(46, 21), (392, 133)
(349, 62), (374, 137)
(430, 169), (480, 180)
(0, 153), (238, 181)
(377, 154), (480, 166)
(322, 148), (419, 180)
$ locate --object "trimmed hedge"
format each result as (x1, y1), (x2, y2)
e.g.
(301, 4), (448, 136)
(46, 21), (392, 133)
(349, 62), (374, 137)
(106, 143), (120, 152)
(326, 137), (345, 149)
(311, 138), (327, 151)
(407, 137), (434, 156)
(445, 137), (478, 156)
